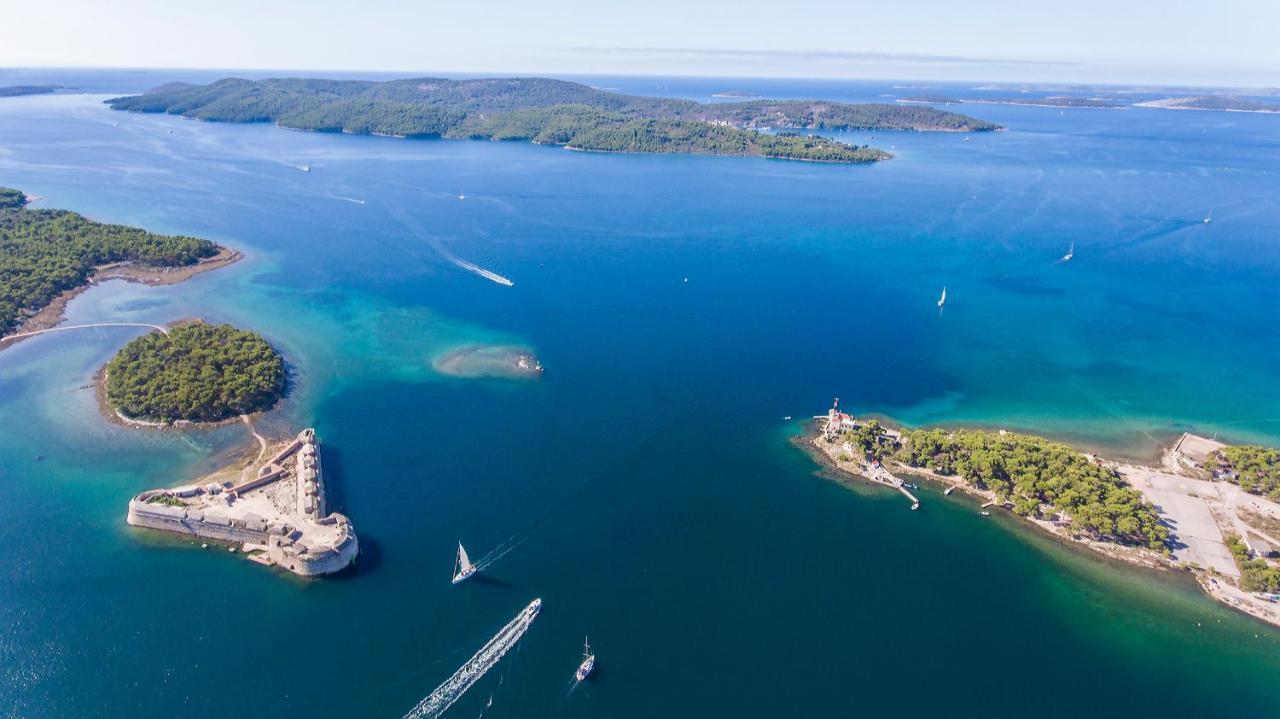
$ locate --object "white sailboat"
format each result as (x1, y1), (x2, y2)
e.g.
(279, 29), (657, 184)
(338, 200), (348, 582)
(937, 287), (947, 308)
(452, 542), (477, 584)
(574, 636), (596, 681)
(1061, 242), (1074, 262)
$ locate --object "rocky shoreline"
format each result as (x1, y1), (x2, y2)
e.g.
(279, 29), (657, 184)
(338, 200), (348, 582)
(0, 245), (241, 351)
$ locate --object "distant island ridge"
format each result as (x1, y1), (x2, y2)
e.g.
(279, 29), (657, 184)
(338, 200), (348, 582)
(1135, 95), (1280, 113)
(900, 92), (1280, 113)
(0, 84), (63, 98)
(900, 94), (1124, 109)
(105, 77), (1000, 163)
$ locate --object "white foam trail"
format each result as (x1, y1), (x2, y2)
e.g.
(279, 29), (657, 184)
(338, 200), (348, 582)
(331, 195), (366, 205)
(385, 204), (514, 287)
(450, 257), (514, 287)
(403, 600), (541, 719)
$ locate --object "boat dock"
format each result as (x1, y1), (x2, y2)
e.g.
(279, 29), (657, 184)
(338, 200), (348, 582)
(867, 462), (920, 510)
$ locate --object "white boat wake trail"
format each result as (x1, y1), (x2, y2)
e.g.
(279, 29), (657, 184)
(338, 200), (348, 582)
(402, 600), (541, 719)
(385, 204), (514, 287)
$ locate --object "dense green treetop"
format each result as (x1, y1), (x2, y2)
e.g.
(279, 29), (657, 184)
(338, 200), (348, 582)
(106, 77), (1000, 163)
(1226, 534), (1280, 593)
(0, 187), (27, 210)
(0, 190), (217, 334)
(841, 424), (1168, 550)
(105, 323), (285, 423)
(1206, 445), (1280, 501)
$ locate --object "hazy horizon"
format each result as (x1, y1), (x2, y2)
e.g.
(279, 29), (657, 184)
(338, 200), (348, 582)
(2, 0), (1276, 88)
(1, 67), (1275, 95)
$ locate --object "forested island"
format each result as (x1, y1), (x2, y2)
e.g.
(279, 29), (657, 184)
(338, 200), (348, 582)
(0, 84), (62, 98)
(106, 77), (1000, 163)
(105, 323), (286, 424)
(1136, 95), (1280, 113)
(0, 187), (232, 338)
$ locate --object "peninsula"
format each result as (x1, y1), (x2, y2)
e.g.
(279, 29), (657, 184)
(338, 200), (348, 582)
(128, 427), (359, 577)
(808, 401), (1280, 628)
(0, 84), (62, 98)
(0, 187), (239, 344)
(104, 322), (286, 426)
(105, 77), (1000, 163)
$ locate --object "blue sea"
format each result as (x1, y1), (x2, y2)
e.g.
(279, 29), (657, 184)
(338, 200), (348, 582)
(1, 70), (1278, 717)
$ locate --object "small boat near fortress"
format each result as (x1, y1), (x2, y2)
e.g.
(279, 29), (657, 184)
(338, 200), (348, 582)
(453, 542), (478, 584)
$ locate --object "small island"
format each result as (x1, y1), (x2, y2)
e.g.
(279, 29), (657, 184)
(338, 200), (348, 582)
(807, 401), (1280, 628)
(1136, 95), (1280, 113)
(104, 322), (286, 425)
(0, 187), (240, 343)
(128, 427), (358, 577)
(106, 77), (1001, 164)
(0, 84), (63, 98)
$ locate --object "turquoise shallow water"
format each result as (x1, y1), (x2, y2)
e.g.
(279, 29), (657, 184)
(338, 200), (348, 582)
(1, 75), (1279, 717)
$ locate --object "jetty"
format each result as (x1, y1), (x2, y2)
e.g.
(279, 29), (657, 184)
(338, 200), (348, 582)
(127, 428), (358, 577)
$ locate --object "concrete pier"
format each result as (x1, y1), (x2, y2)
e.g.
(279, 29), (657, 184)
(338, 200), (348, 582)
(127, 429), (358, 577)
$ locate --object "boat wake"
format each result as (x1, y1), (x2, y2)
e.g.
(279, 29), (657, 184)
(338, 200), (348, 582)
(403, 599), (541, 719)
(449, 256), (514, 287)
(386, 205), (514, 287)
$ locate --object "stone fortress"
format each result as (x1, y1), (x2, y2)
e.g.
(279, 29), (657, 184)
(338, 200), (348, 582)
(127, 429), (358, 577)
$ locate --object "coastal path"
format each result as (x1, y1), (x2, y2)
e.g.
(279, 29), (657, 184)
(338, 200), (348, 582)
(1, 322), (168, 345)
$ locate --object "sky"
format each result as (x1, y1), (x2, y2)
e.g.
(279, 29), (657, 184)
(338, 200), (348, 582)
(1, 0), (1277, 86)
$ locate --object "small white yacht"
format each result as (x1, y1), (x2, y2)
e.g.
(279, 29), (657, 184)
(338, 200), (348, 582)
(1061, 242), (1074, 262)
(575, 636), (596, 681)
(451, 542), (477, 584)
(937, 287), (947, 308)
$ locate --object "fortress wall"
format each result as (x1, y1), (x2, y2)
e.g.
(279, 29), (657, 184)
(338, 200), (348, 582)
(127, 502), (269, 545)
(270, 532), (360, 576)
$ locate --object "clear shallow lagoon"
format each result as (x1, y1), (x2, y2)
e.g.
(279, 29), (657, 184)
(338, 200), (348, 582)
(1, 74), (1279, 717)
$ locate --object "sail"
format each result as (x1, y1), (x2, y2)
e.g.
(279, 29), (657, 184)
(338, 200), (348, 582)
(457, 543), (473, 573)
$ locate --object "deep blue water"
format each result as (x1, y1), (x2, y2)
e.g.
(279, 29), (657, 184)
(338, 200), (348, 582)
(1, 72), (1279, 718)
